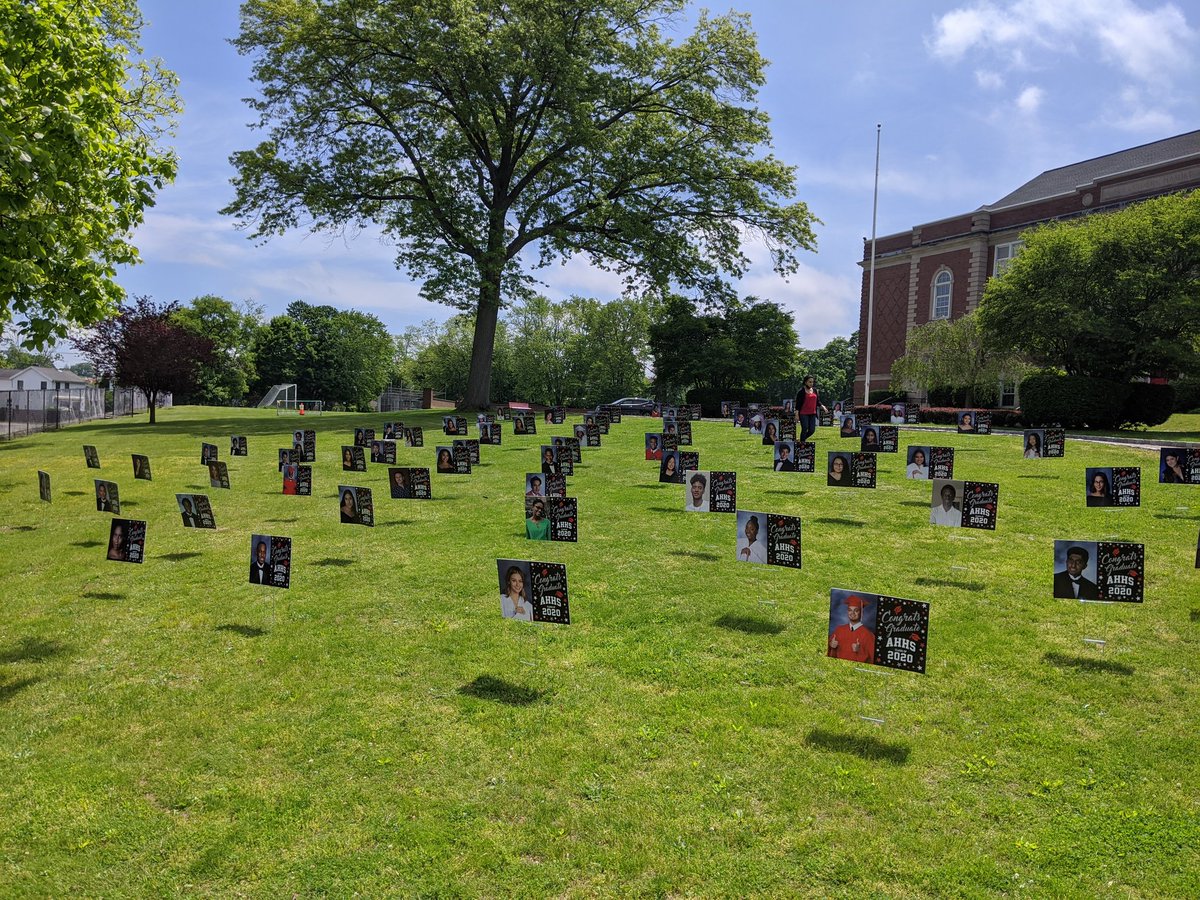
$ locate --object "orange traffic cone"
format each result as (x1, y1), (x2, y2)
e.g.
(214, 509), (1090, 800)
(299, 402), (305, 416)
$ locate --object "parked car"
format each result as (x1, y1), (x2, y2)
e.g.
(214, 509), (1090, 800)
(607, 397), (656, 415)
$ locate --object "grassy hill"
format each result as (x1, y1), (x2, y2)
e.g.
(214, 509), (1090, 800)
(1, 407), (1197, 897)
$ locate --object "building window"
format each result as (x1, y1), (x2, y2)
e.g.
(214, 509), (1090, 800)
(993, 240), (1024, 275)
(999, 379), (1016, 407)
(932, 270), (952, 319)
(40, 381), (47, 389)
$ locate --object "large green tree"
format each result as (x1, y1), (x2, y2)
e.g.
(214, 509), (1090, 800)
(223, 0), (816, 409)
(650, 294), (797, 396)
(795, 332), (857, 404)
(255, 302), (394, 409)
(890, 313), (1027, 407)
(0, 0), (179, 346)
(978, 189), (1200, 381)
(172, 296), (263, 405)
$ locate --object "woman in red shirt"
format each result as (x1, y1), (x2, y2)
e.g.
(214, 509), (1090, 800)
(794, 375), (827, 444)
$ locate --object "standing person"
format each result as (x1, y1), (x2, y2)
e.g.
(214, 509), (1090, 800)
(795, 375), (826, 444)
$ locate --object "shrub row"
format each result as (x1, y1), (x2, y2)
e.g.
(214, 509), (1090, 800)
(685, 387), (768, 419)
(1019, 373), (1174, 428)
(852, 405), (1022, 428)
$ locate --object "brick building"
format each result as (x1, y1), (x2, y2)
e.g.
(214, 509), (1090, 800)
(855, 129), (1200, 405)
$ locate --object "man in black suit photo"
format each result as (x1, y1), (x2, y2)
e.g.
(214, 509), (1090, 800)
(1054, 545), (1099, 600)
(250, 539), (270, 585)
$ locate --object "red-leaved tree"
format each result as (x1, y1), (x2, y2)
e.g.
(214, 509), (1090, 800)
(74, 296), (215, 423)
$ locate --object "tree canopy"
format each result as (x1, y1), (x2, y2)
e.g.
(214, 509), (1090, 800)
(224, 0), (817, 408)
(978, 189), (1200, 382)
(649, 294), (797, 396)
(0, 0), (179, 346)
(73, 296), (214, 423)
(890, 313), (1027, 407)
(172, 296), (263, 406)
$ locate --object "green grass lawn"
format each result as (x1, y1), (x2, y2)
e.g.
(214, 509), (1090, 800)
(1, 407), (1198, 897)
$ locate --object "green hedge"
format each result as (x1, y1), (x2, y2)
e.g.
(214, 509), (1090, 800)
(685, 387), (768, 418)
(1018, 373), (1131, 428)
(1120, 382), (1175, 427)
(1172, 377), (1200, 413)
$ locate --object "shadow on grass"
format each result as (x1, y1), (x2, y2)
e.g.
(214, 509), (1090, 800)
(315, 558), (355, 567)
(899, 501), (929, 508)
(1018, 474), (1058, 479)
(915, 577), (985, 592)
(1190, 609), (1200, 622)
(377, 520), (415, 527)
(266, 517), (300, 524)
(6, 524), (37, 532)
(158, 552), (203, 562)
(83, 592), (125, 600)
(670, 549), (721, 562)
(72, 540), (104, 548)
(459, 675), (545, 706)
(714, 614), (784, 636)
(765, 489), (806, 496)
(805, 728), (910, 765)
(64, 490), (87, 496)
(0, 677), (40, 703)
(1043, 651), (1134, 676)
(648, 507), (681, 514)
(216, 624), (266, 638)
(811, 517), (865, 528)
(1154, 513), (1198, 521)
(635, 483), (667, 489)
(0, 637), (67, 664)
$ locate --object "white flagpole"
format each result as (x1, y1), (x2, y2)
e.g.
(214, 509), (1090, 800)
(863, 124), (881, 406)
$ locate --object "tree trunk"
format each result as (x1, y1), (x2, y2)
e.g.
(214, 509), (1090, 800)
(462, 227), (506, 410)
(147, 389), (157, 424)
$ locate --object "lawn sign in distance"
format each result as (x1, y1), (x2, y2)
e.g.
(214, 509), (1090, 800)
(250, 534), (292, 588)
(132, 453), (152, 480)
(200, 442), (218, 465)
(337, 485), (374, 526)
(497, 559), (570, 624)
(1052, 540), (1143, 603)
(84, 445), (101, 468)
(38, 470), (51, 502)
(95, 479), (120, 514)
(230, 435), (248, 456)
(106, 518), (146, 564)
(388, 467), (432, 500)
(208, 461), (231, 489)
(176, 493), (216, 528)
(826, 589), (929, 674)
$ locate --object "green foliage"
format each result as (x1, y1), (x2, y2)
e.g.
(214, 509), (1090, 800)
(0, 0), (179, 346)
(71, 296), (214, 423)
(171, 296), (263, 406)
(979, 190), (1200, 381)
(1120, 383), (1175, 428)
(650, 295), (797, 396)
(1018, 372), (1132, 429)
(796, 332), (858, 404)
(1172, 377), (1200, 413)
(0, 341), (58, 368)
(223, 0), (817, 407)
(891, 313), (1027, 407)
(253, 302), (392, 409)
(684, 385), (766, 417)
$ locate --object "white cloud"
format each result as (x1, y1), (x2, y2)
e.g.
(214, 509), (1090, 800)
(1016, 85), (1044, 114)
(975, 69), (1005, 89)
(928, 0), (1197, 84)
(1102, 87), (1178, 132)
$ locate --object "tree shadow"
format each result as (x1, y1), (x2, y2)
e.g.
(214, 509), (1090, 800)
(714, 614), (784, 636)
(266, 517), (300, 524)
(216, 624), (267, 638)
(670, 549), (721, 562)
(158, 552), (203, 562)
(899, 501), (929, 508)
(1190, 609), (1200, 623)
(82, 592), (125, 600)
(914, 577), (984, 592)
(805, 728), (910, 765)
(0, 637), (67, 664)
(811, 517), (865, 528)
(0, 677), (39, 704)
(9, 525), (37, 532)
(1018, 474), (1058, 479)
(765, 489), (807, 495)
(377, 520), (415, 527)
(72, 540), (104, 548)
(1043, 651), (1134, 676)
(648, 507), (681, 513)
(458, 674), (545, 706)
(315, 558), (355, 567)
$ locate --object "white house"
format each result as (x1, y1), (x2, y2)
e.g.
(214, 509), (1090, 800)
(0, 366), (92, 392)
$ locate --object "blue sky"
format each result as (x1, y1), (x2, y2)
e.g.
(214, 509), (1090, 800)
(100, 0), (1200, 352)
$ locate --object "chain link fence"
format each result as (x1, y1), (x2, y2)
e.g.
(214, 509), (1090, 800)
(0, 387), (173, 441)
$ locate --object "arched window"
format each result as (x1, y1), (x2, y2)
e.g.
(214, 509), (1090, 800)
(932, 269), (952, 319)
